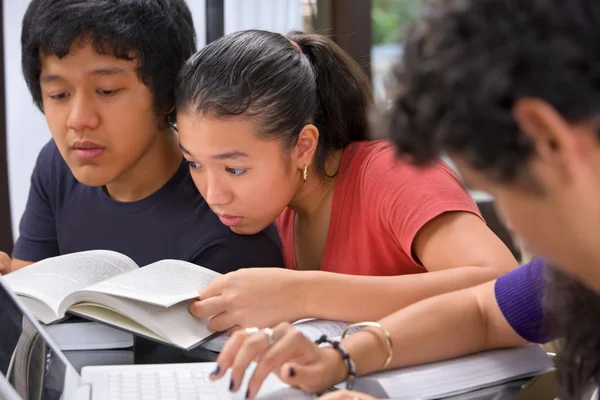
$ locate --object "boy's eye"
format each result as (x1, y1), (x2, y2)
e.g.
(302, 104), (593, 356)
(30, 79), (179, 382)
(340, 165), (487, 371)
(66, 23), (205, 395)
(188, 161), (201, 169)
(97, 89), (122, 96)
(49, 92), (69, 100)
(226, 167), (246, 176)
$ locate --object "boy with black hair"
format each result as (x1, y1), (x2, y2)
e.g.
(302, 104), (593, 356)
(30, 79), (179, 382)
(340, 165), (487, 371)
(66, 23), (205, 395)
(0, 0), (282, 363)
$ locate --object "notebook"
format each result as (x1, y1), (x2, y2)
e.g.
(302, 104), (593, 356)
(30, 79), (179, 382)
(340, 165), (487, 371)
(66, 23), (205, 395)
(202, 318), (350, 352)
(0, 276), (311, 400)
(45, 319), (135, 372)
(351, 344), (555, 399)
(45, 320), (134, 351)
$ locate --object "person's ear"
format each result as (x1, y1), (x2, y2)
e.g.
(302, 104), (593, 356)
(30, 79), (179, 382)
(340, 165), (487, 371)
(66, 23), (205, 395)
(513, 98), (588, 183)
(294, 124), (319, 169)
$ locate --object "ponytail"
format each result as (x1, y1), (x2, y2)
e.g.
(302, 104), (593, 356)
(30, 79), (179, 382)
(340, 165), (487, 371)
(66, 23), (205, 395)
(176, 29), (373, 177)
(288, 32), (372, 173)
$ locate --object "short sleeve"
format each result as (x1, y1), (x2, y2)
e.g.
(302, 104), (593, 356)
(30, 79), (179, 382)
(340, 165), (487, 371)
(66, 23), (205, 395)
(189, 228), (284, 274)
(364, 145), (481, 265)
(12, 141), (60, 262)
(495, 258), (555, 343)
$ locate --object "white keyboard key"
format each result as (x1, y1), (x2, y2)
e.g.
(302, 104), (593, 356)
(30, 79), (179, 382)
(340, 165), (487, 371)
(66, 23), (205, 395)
(105, 367), (225, 400)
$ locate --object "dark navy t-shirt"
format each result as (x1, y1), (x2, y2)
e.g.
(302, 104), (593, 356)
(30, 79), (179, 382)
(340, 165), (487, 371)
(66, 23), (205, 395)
(13, 140), (283, 362)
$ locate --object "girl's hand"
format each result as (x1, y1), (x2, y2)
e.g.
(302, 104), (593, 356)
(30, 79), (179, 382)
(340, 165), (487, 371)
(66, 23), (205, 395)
(210, 322), (349, 399)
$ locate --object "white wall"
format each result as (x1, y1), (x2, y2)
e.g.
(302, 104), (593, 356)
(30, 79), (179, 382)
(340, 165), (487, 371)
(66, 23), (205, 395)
(3, 0), (50, 240)
(3, 0), (301, 241)
(224, 0), (302, 34)
(188, 0), (207, 48)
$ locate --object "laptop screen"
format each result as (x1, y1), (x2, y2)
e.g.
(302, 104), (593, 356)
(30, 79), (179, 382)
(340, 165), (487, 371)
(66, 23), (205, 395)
(0, 280), (67, 400)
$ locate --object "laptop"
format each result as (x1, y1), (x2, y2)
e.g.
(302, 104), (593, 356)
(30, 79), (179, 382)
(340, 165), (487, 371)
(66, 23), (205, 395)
(0, 277), (312, 400)
(0, 371), (21, 400)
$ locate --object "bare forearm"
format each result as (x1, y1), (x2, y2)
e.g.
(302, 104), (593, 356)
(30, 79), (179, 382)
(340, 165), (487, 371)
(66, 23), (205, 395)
(342, 284), (526, 376)
(302, 266), (507, 322)
(11, 258), (34, 272)
(0, 253), (32, 275)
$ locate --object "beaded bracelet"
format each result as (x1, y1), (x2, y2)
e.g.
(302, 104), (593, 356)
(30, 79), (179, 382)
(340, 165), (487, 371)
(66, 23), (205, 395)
(315, 335), (356, 390)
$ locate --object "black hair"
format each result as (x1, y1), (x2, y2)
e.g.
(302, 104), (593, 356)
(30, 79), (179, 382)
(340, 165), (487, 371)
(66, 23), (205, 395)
(175, 29), (372, 177)
(385, 0), (600, 397)
(21, 0), (197, 125)
(385, 0), (600, 182)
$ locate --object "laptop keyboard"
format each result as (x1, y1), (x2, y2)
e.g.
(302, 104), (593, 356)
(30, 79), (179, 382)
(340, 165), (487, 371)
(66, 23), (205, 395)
(107, 368), (219, 400)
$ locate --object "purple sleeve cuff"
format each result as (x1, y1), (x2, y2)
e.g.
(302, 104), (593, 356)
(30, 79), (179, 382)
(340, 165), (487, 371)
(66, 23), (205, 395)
(495, 258), (555, 343)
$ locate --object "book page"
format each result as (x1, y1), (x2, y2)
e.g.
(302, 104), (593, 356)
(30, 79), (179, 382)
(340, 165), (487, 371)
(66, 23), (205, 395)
(80, 259), (221, 307)
(69, 304), (165, 344)
(354, 345), (554, 400)
(3, 250), (138, 319)
(70, 296), (215, 349)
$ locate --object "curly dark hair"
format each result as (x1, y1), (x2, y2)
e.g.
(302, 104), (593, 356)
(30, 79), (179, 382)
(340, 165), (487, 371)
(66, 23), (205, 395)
(386, 0), (600, 182)
(385, 0), (600, 397)
(21, 0), (197, 125)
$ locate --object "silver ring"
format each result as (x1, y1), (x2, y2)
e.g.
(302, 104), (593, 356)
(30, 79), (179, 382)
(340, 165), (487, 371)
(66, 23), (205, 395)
(244, 327), (260, 336)
(261, 328), (276, 345)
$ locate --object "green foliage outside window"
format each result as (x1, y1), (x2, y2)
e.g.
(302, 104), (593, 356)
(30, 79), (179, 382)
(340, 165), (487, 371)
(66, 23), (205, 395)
(372, 0), (420, 45)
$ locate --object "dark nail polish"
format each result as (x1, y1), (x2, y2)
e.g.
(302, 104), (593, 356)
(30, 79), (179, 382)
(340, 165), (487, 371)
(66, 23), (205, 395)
(246, 389), (251, 399)
(289, 367), (296, 377)
(229, 380), (235, 390)
(211, 365), (221, 375)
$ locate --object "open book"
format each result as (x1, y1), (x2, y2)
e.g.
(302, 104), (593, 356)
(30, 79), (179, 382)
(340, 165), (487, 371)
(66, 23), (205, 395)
(353, 344), (554, 400)
(3, 250), (221, 350)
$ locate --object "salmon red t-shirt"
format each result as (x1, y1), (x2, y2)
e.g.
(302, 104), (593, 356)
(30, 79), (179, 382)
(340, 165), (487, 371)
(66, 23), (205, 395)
(276, 140), (482, 276)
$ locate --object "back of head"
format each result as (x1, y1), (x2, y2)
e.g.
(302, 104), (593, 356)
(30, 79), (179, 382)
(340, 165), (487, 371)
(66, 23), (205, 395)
(176, 29), (372, 177)
(386, 0), (600, 181)
(385, 0), (600, 397)
(21, 0), (197, 124)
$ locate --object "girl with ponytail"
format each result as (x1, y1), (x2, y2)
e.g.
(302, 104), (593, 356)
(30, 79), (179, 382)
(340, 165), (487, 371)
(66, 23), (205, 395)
(175, 29), (516, 337)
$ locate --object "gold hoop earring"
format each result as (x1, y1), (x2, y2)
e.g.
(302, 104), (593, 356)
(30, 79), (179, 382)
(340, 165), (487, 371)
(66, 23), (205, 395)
(302, 165), (308, 183)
